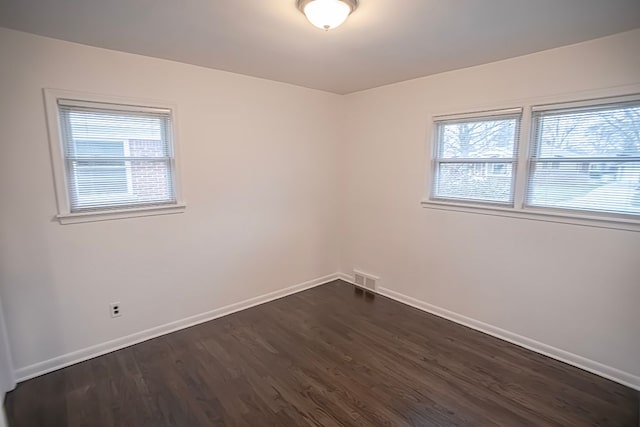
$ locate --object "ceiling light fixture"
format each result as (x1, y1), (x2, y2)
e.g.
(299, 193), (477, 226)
(297, 0), (358, 31)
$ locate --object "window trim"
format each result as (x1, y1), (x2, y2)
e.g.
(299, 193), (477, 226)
(44, 89), (186, 224)
(423, 88), (640, 232)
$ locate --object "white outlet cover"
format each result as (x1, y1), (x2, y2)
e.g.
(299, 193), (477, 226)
(109, 302), (122, 318)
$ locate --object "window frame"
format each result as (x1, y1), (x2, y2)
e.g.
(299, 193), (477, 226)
(44, 89), (186, 224)
(422, 90), (640, 232)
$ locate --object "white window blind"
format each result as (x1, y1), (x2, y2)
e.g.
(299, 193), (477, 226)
(527, 100), (640, 216)
(58, 100), (177, 212)
(432, 109), (522, 205)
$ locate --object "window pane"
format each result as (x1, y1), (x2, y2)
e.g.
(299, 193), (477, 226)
(72, 160), (128, 196)
(129, 159), (173, 200)
(128, 139), (168, 158)
(438, 118), (518, 159)
(527, 161), (640, 215)
(74, 140), (125, 157)
(68, 110), (165, 143)
(69, 159), (174, 210)
(535, 104), (640, 158)
(435, 163), (513, 203)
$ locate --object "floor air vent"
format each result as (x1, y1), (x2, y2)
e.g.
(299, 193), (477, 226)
(353, 270), (378, 292)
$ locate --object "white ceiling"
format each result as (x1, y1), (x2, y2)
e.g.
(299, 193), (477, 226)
(1, 0), (639, 94)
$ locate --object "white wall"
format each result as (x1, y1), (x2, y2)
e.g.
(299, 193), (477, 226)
(0, 28), (342, 375)
(340, 29), (640, 383)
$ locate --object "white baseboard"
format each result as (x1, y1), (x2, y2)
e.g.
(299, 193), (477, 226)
(16, 273), (640, 391)
(15, 273), (341, 382)
(336, 272), (354, 283)
(339, 274), (640, 391)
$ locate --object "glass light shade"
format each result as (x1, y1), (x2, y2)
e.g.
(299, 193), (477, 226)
(303, 0), (352, 31)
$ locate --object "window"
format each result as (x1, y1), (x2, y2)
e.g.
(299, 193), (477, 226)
(528, 99), (640, 217)
(431, 109), (521, 205)
(425, 94), (640, 229)
(45, 90), (185, 224)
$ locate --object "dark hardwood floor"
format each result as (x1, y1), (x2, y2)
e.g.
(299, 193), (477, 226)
(5, 280), (638, 426)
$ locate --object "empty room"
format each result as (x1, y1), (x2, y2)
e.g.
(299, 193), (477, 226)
(0, 0), (639, 425)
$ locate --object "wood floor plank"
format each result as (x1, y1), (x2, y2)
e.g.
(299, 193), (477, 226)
(5, 280), (639, 426)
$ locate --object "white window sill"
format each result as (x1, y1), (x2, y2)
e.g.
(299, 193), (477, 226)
(421, 200), (640, 232)
(56, 204), (186, 225)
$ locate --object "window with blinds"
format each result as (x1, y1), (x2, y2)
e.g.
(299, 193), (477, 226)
(57, 99), (177, 213)
(431, 109), (522, 205)
(426, 95), (640, 227)
(527, 100), (640, 216)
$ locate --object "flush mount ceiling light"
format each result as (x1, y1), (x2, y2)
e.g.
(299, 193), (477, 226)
(297, 0), (358, 31)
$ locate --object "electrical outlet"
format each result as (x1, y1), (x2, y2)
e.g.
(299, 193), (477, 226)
(109, 302), (122, 318)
